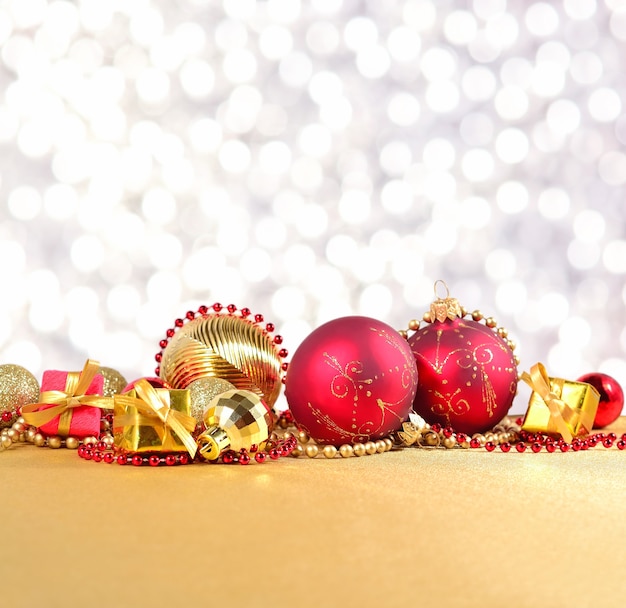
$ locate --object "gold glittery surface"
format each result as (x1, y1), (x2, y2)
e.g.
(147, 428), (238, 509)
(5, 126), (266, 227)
(0, 364), (40, 426)
(98, 367), (128, 397)
(160, 314), (283, 409)
(187, 377), (235, 425)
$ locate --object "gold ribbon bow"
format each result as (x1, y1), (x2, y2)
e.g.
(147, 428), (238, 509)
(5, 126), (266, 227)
(521, 363), (576, 443)
(22, 359), (113, 436)
(113, 379), (197, 458)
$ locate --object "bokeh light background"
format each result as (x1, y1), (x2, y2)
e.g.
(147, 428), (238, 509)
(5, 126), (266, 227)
(1, 0), (625, 414)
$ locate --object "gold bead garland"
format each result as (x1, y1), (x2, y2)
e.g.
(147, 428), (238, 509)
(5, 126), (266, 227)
(279, 429), (395, 459)
(0, 416), (88, 452)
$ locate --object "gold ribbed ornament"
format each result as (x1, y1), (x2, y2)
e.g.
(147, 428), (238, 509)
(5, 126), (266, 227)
(159, 314), (283, 409)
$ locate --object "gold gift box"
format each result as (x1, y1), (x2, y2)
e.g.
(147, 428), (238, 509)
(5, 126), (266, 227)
(522, 377), (600, 439)
(114, 387), (192, 453)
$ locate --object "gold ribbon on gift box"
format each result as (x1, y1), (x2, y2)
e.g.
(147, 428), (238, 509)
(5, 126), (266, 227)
(113, 379), (197, 458)
(520, 362), (599, 443)
(22, 359), (113, 436)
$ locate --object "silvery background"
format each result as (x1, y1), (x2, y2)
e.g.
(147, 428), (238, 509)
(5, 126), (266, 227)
(1, 0), (625, 414)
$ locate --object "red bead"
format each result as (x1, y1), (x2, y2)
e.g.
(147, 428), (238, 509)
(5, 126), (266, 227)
(165, 454), (177, 466)
(155, 353), (162, 362)
(255, 452), (267, 463)
(266, 322), (275, 332)
(278, 348), (288, 358)
(571, 442), (582, 452)
(254, 314), (264, 323)
(104, 452), (115, 464)
(500, 443), (511, 452)
(531, 442), (542, 453)
(174, 318), (184, 327)
(560, 443), (570, 452)
(269, 448), (280, 459)
(249, 444), (258, 453)
(96, 441), (107, 451)
(92, 452), (103, 462)
(239, 452), (250, 464)
(603, 438), (613, 448)
(154, 367), (160, 375)
(274, 335), (283, 344)
(198, 305), (209, 315)
(186, 311), (195, 320)
(222, 451), (235, 464)
(545, 442), (556, 453)
(485, 442), (496, 451)
(166, 329), (175, 338)
(82, 449), (93, 461)
(149, 455), (161, 466)
(608, 432), (617, 441)
(1, 411), (13, 422)
(240, 307), (251, 317)
(281, 363), (289, 371)
(618, 440), (626, 450)
(117, 454), (127, 465)
(159, 339), (168, 349)
(132, 455), (143, 466)
(515, 443), (526, 453)
(469, 438), (481, 449)
(178, 454), (189, 465)
(213, 302), (223, 312)
(442, 427), (454, 438)
(431, 423), (442, 433)
(227, 304), (237, 313)
(456, 433), (467, 444)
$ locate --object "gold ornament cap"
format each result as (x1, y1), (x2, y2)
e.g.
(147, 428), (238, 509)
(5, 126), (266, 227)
(197, 426), (230, 461)
(430, 280), (462, 323)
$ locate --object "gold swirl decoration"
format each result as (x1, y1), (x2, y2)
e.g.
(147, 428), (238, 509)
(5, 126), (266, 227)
(159, 314), (284, 409)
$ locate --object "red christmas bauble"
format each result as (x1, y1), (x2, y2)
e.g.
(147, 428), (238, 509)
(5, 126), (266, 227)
(576, 372), (624, 428)
(408, 317), (518, 435)
(285, 316), (418, 446)
(123, 377), (170, 393)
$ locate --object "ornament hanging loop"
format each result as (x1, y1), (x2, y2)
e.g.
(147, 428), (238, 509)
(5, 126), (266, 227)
(434, 280), (451, 300)
(430, 280), (462, 323)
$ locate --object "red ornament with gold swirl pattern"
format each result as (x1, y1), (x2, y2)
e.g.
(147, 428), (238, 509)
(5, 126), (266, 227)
(403, 282), (519, 436)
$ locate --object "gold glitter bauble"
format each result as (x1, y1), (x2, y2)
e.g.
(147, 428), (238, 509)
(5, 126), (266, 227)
(159, 314), (284, 409)
(0, 364), (40, 428)
(98, 366), (128, 397)
(188, 377), (235, 425)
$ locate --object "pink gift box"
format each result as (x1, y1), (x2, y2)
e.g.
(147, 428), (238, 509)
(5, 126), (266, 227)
(37, 369), (104, 438)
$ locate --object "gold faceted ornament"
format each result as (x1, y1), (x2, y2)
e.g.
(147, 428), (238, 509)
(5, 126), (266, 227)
(0, 364), (40, 428)
(197, 389), (274, 460)
(187, 377), (236, 426)
(159, 314), (284, 409)
(98, 366), (128, 397)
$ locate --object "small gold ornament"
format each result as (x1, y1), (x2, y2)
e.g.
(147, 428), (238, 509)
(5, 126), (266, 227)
(187, 377), (235, 426)
(0, 364), (40, 428)
(98, 367), (128, 397)
(160, 313), (284, 408)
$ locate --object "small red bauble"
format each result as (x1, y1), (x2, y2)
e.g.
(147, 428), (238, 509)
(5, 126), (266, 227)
(123, 377), (170, 393)
(408, 316), (518, 436)
(576, 372), (624, 428)
(285, 316), (418, 446)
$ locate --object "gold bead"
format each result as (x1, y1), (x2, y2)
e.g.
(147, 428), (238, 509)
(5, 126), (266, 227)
(485, 317), (497, 328)
(16, 417), (25, 426)
(291, 444), (304, 457)
(460, 305), (468, 317)
(339, 444), (353, 458)
(424, 431), (439, 446)
(305, 444), (319, 458)
(443, 436), (456, 449)
(497, 327), (508, 339)
(100, 419), (111, 431)
(26, 428), (37, 442)
(6, 428), (18, 441)
(33, 433), (46, 447)
(353, 443), (366, 456)
(508, 340), (517, 351)
(484, 432), (496, 443)
(279, 417), (289, 429)
(102, 435), (115, 447)
(65, 437), (79, 450)
(283, 431), (294, 440)
(398, 329), (408, 340)
(423, 311), (432, 323)
(18, 433), (25, 442)
(472, 310), (483, 321)
(459, 439), (470, 448)
(408, 319), (420, 331)
(1, 435), (11, 449)
(322, 445), (337, 459)
(83, 436), (98, 445)
(365, 441), (377, 455)
(47, 436), (62, 449)
(375, 440), (386, 453)
(297, 430), (309, 444)
(383, 438), (393, 451)
(472, 433), (486, 447)
(514, 355), (520, 365)
(498, 432), (509, 444)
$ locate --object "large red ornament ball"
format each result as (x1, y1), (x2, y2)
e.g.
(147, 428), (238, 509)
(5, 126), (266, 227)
(576, 372), (624, 428)
(285, 316), (418, 446)
(408, 317), (518, 435)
